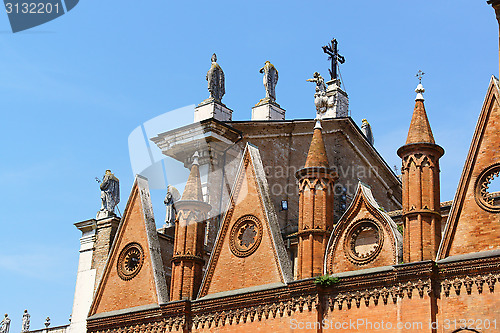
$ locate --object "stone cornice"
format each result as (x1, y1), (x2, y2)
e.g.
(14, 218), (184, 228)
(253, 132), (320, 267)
(150, 118), (242, 167)
(74, 219), (97, 233)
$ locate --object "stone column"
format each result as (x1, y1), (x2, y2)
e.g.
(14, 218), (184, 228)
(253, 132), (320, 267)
(68, 216), (120, 333)
(68, 220), (97, 333)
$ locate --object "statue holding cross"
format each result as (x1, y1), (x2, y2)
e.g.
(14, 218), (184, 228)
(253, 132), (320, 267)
(307, 38), (350, 119)
(322, 38), (345, 81)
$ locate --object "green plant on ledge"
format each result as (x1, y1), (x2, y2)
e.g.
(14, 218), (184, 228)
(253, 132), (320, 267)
(315, 275), (340, 287)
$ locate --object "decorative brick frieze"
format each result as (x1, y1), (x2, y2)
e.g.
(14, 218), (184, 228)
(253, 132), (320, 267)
(191, 294), (320, 329)
(439, 274), (498, 297)
(326, 278), (432, 310)
(87, 256), (499, 333)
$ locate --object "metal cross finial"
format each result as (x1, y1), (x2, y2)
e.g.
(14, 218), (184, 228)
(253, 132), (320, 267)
(322, 38), (345, 81)
(416, 70), (425, 83)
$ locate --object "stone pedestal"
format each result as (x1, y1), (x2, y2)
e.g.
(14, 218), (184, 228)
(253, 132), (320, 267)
(96, 210), (115, 220)
(194, 98), (233, 122)
(92, 216), (120, 288)
(251, 99), (285, 121)
(322, 79), (349, 119)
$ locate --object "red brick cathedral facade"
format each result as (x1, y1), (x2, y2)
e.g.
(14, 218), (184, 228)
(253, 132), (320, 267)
(79, 4), (500, 333)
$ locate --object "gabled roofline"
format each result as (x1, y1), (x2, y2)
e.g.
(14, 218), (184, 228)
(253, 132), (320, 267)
(197, 143), (293, 299)
(324, 181), (403, 274)
(437, 76), (500, 259)
(88, 176), (170, 317)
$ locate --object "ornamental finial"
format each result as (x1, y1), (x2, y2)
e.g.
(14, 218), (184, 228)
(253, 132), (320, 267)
(314, 117), (322, 130)
(415, 70), (425, 101)
(192, 151), (200, 166)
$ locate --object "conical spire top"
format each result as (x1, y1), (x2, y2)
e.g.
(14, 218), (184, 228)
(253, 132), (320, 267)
(181, 152), (204, 201)
(305, 119), (329, 168)
(405, 82), (435, 145)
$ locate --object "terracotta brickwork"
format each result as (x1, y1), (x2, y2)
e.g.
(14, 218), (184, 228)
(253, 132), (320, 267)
(398, 98), (444, 263)
(87, 256), (500, 333)
(89, 183), (160, 315)
(231, 118), (403, 233)
(170, 160), (211, 301)
(325, 183), (402, 274)
(296, 124), (337, 279)
(437, 259), (500, 333)
(199, 145), (291, 298)
(440, 78), (500, 258)
(150, 115), (404, 277)
(83, 4), (500, 332)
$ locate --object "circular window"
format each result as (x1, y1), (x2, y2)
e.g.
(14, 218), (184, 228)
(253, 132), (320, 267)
(475, 163), (500, 213)
(229, 215), (263, 257)
(344, 220), (383, 265)
(117, 242), (144, 280)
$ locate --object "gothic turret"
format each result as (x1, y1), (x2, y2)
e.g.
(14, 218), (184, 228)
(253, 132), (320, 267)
(170, 152), (211, 300)
(295, 120), (338, 279)
(397, 82), (444, 263)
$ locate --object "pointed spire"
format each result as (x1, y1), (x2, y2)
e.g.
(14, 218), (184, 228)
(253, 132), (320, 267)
(305, 119), (330, 168)
(181, 152), (204, 201)
(405, 82), (435, 144)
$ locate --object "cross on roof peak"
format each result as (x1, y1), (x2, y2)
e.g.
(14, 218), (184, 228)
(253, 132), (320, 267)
(416, 70), (425, 83)
(322, 38), (345, 81)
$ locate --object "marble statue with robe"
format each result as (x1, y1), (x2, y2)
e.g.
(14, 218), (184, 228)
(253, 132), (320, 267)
(97, 170), (120, 219)
(307, 71), (327, 93)
(307, 72), (328, 116)
(206, 53), (225, 102)
(0, 314), (10, 333)
(164, 185), (181, 228)
(21, 310), (30, 333)
(259, 61), (278, 101)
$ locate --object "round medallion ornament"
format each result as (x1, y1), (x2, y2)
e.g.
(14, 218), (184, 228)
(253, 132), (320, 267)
(344, 220), (383, 265)
(474, 163), (500, 213)
(117, 242), (144, 280)
(229, 215), (263, 257)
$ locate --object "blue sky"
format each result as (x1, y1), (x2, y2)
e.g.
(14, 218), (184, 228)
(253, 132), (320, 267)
(0, 0), (497, 330)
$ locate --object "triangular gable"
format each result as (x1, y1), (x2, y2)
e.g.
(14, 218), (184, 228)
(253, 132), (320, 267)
(324, 182), (402, 274)
(198, 143), (292, 298)
(438, 76), (500, 259)
(89, 175), (168, 316)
